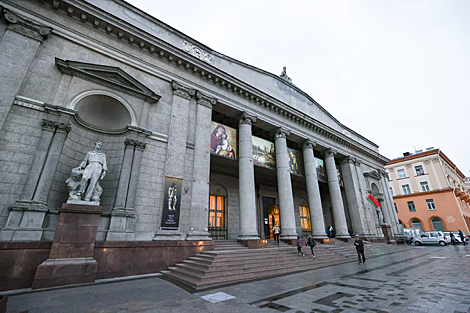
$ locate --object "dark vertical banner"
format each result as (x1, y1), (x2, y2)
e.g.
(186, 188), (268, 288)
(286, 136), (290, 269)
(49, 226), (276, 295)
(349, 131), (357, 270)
(160, 177), (183, 230)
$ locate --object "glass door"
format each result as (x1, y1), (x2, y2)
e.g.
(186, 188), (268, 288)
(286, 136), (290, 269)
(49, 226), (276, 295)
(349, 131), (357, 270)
(209, 195), (227, 239)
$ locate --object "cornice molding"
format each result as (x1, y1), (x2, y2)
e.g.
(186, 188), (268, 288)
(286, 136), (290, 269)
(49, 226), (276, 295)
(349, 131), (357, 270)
(28, 0), (388, 164)
(124, 138), (146, 151)
(172, 81), (195, 100)
(1, 7), (52, 41)
(196, 91), (217, 109)
(55, 58), (160, 103)
(363, 170), (382, 180)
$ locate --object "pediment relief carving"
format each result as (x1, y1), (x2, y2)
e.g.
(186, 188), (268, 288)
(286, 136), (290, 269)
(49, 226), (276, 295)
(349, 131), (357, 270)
(55, 58), (160, 103)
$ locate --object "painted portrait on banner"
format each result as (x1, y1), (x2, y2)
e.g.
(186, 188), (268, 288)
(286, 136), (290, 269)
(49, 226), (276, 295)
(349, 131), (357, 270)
(336, 164), (344, 187)
(288, 148), (304, 176)
(315, 157), (327, 182)
(210, 122), (237, 159)
(160, 177), (183, 230)
(252, 136), (276, 169)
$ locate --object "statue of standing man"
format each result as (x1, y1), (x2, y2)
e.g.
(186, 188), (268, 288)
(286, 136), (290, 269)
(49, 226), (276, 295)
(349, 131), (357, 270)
(77, 141), (107, 202)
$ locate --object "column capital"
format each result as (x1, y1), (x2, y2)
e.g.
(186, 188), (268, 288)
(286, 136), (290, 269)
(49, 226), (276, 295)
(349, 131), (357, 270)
(2, 8), (53, 42)
(239, 112), (257, 126)
(55, 123), (71, 134)
(172, 81), (195, 100)
(274, 127), (290, 139)
(124, 138), (146, 151)
(196, 91), (217, 109)
(354, 159), (362, 167)
(41, 119), (57, 132)
(325, 148), (338, 157)
(341, 156), (356, 165)
(302, 139), (317, 150)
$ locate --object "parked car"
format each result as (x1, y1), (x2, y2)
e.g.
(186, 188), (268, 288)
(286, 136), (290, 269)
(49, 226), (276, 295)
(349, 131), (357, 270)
(413, 231), (447, 246)
(443, 231), (463, 244)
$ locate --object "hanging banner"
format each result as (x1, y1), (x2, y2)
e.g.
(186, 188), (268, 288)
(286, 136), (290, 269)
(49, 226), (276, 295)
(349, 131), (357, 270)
(315, 157), (327, 182)
(336, 164), (344, 187)
(252, 136), (276, 169)
(288, 148), (304, 176)
(210, 122), (237, 159)
(160, 176), (183, 230)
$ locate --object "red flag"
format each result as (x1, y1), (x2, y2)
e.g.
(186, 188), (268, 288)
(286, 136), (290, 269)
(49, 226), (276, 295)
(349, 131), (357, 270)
(366, 194), (381, 207)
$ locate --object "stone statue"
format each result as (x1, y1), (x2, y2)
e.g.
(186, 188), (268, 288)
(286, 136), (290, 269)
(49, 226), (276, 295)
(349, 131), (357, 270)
(376, 206), (385, 225)
(279, 66), (292, 83)
(66, 141), (107, 203)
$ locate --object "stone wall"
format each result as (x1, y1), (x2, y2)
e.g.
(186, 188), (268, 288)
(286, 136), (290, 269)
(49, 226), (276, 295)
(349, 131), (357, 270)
(0, 240), (214, 292)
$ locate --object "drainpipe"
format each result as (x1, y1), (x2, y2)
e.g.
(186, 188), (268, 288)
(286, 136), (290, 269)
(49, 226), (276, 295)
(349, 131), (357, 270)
(437, 149), (470, 234)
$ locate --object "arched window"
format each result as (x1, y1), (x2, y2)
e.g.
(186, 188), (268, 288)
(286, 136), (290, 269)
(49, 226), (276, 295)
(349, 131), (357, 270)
(411, 219), (423, 232)
(299, 200), (311, 237)
(431, 217), (444, 231)
(209, 185), (228, 239)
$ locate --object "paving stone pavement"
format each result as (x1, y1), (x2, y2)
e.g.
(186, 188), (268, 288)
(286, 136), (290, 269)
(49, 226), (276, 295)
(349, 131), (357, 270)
(4, 244), (470, 313)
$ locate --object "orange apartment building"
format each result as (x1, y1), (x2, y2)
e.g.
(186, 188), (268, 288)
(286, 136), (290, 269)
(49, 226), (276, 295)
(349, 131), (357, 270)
(385, 148), (470, 233)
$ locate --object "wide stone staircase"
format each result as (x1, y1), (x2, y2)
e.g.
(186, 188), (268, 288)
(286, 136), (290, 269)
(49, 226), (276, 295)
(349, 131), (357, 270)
(161, 240), (412, 291)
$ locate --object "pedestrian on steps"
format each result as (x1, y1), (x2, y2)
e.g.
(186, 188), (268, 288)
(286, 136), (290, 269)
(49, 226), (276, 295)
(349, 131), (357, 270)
(306, 235), (317, 259)
(297, 236), (305, 257)
(354, 234), (366, 264)
(272, 224), (280, 246)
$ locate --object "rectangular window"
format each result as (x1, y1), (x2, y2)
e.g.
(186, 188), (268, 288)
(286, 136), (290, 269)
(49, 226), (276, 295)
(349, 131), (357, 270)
(299, 205), (311, 231)
(398, 169), (406, 179)
(407, 201), (416, 212)
(426, 199), (436, 210)
(420, 181), (430, 192)
(390, 187), (394, 197)
(402, 184), (411, 195)
(415, 165), (424, 176)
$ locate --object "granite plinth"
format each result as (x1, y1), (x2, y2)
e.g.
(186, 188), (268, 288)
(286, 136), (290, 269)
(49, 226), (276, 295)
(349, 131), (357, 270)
(381, 224), (393, 244)
(32, 203), (102, 289)
(238, 239), (267, 249)
(318, 238), (335, 245)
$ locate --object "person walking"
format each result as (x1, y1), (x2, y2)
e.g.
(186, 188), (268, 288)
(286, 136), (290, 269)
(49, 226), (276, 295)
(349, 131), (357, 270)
(297, 236), (305, 257)
(450, 232), (457, 245)
(306, 235), (317, 259)
(272, 224), (280, 246)
(328, 226), (334, 238)
(458, 230), (467, 246)
(354, 234), (366, 264)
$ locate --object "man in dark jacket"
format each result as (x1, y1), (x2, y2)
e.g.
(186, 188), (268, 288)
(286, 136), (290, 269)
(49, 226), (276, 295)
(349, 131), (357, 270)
(354, 234), (366, 264)
(306, 235), (317, 259)
(458, 230), (467, 246)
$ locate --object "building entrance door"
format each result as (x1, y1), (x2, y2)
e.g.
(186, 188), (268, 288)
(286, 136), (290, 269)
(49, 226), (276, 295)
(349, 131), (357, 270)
(268, 205), (280, 239)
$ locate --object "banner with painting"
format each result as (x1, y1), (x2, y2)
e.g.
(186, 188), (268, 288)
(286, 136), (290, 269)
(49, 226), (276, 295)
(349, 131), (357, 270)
(210, 122), (237, 159)
(160, 176), (183, 230)
(252, 136), (276, 169)
(315, 157), (327, 182)
(287, 148), (304, 176)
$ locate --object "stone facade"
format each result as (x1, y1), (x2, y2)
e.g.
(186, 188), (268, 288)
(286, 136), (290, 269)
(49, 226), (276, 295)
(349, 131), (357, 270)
(0, 0), (400, 289)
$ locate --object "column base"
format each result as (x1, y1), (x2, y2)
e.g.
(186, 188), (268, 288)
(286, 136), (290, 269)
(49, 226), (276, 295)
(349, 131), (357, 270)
(32, 257), (98, 289)
(106, 207), (136, 241)
(280, 234), (298, 240)
(186, 230), (211, 241)
(237, 235), (260, 241)
(238, 239), (267, 249)
(0, 200), (47, 241)
(153, 229), (184, 241)
(312, 234), (328, 240)
(335, 235), (352, 239)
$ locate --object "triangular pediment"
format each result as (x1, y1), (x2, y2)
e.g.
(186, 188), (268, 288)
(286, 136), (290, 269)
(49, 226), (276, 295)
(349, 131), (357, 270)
(55, 58), (160, 103)
(363, 170), (382, 180)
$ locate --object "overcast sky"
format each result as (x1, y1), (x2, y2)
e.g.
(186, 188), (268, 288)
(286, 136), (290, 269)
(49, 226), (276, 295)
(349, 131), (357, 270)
(127, 0), (470, 174)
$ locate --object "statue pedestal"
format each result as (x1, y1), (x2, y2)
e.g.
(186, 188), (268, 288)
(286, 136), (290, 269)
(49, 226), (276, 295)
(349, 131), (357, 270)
(381, 224), (395, 244)
(32, 203), (102, 289)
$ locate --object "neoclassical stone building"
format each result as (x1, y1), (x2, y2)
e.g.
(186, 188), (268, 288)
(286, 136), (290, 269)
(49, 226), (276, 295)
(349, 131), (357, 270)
(0, 0), (400, 289)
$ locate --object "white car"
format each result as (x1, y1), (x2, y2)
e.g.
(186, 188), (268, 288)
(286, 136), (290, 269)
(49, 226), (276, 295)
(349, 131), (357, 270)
(443, 232), (463, 244)
(413, 231), (447, 246)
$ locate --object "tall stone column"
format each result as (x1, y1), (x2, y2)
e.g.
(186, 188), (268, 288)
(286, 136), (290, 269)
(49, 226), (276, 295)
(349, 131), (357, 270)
(237, 112), (259, 240)
(302, 140), (327, 239)
(378, 170), (395, 228)
(154, 81), (194, 240)
(186, 92), (216, 240)
(340, 157), (364, 236)
(274, 128), (297, 239)
(0, 119), (71, 241)
(107, 138), (146, 241)
(324, 149), (349, 238)
(0, 8), (52, 131)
